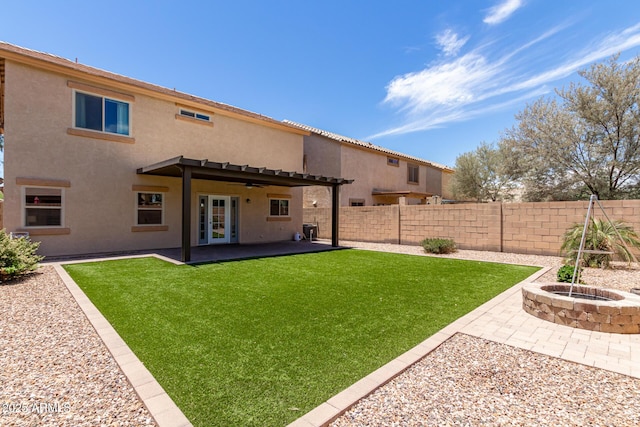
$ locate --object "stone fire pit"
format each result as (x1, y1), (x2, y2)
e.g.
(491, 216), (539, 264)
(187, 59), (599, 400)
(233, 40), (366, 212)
(522, 283), (640, 334)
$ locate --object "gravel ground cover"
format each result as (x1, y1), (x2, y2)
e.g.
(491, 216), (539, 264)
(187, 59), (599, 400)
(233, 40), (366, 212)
(331, 333), (640, 427)
(0, 266), (156, 427)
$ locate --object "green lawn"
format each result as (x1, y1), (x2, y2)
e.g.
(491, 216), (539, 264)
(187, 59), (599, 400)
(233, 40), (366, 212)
(64, 250), (539, 426)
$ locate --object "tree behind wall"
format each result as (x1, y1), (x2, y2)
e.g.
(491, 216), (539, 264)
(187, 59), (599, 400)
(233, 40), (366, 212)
(501, 54), (640, 201)
(451, 142), (517, 202)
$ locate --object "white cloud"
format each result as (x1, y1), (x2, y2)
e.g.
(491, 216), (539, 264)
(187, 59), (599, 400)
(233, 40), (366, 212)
(384, 53), (499, 113)
(371, 22), (640, 140)
(435, 29), (470, 57)
(483, 0), (523, 25)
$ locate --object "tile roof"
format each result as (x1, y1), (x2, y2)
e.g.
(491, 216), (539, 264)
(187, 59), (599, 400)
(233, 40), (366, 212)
(283, 120), (453, 171)
(0, 41), (306, 135)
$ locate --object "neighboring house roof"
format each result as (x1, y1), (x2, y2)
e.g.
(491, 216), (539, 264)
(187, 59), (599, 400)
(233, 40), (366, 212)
(283, 120), (454, 172)
(0, 41), (308, 136)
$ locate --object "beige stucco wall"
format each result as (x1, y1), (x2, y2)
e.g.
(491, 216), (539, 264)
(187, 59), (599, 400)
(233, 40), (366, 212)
(4, 60), (304, 256)
(303, 133), (451, 207)
(303, 133), (341, 177)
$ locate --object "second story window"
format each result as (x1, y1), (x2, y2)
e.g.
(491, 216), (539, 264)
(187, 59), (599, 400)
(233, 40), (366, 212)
(387, 157), (400, 167)
(75, 91), (130, 136)
(179, 108), (211, 122)
(408, 164), (419, 184)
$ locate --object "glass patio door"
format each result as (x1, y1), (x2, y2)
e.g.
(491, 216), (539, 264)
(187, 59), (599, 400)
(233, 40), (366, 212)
(198, 195), (237, 245)
(209, 196), (230, 244)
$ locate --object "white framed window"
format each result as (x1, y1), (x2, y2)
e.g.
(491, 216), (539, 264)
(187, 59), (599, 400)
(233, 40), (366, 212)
(269, 198), (290, 217)
(387, 157), (400, 167)
(136, 193), (164, 225)
(74, 90), (130, 136)
(179, 108), (211, 122)
(23, 187), (63, 227)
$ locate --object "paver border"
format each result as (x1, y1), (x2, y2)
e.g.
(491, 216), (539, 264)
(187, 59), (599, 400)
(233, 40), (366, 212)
(52, 255), (192, 427)
(287, 265), (551, 427)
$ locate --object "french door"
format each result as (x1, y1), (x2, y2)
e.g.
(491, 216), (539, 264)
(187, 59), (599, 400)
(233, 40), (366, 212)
(199, 195), (233, 244)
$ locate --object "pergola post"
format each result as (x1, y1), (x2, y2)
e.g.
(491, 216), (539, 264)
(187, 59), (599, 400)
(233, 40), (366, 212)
(181, 165), (192, 262)
(331, 183), (340, 247)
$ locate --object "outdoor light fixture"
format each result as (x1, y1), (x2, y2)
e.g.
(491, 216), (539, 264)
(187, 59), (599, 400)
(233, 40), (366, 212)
(246, 198), (251, 204)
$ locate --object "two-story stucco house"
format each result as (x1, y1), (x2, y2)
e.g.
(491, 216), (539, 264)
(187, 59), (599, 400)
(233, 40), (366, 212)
(283, 121), (454, 208)
(0, 43), (350, 261)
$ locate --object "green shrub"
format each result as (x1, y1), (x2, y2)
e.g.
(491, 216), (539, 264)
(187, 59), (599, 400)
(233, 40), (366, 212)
(421, 237), (457, 254)
(557, 264), (583, 283)
(0, 230), (44, 282)
(560, 217), (640, 268)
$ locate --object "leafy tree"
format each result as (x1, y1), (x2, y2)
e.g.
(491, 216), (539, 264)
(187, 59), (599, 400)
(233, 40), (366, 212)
(451, 142), (516, 202)
(501, 54), (640, 201)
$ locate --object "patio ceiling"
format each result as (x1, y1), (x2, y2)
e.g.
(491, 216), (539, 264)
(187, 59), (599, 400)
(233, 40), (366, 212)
(137, 156), (353, 262)
(137, 156), (353, 187)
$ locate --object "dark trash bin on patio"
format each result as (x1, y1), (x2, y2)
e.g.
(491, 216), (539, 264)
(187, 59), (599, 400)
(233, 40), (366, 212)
(303, 224), (318, 241)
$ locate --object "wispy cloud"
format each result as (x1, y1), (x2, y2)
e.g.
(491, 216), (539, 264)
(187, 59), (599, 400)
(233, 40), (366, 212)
(368, 22), (640, 141)
(435, 29), (469, 57)
(484, 0), (523, 25)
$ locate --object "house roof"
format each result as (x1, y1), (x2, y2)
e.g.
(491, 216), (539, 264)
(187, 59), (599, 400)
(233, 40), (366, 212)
(372, 189), (433, 198)
(0, 41), (308, 136)
(138, 156), (353, 187)
(283, 120), (454, 172)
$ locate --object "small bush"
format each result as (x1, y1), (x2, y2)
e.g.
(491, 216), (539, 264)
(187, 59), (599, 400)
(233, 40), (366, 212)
(421, 238), (457, 254)
(557, 264), (583, 283)
(0, 230), (44, 282)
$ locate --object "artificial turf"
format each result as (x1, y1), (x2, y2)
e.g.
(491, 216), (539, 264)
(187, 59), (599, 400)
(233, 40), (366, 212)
(64, 249), (539, 426)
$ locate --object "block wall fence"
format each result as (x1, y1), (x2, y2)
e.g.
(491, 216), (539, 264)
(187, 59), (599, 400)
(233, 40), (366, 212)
(303, 200), (640, 256)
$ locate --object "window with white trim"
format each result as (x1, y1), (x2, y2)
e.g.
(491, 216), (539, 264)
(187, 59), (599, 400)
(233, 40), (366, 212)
(75, 91), (130, 135)
(179, 108), (211, 122)
(269, 198), (290, 217)
(24, 187), (63, 227)
(136, 193), (164, 225)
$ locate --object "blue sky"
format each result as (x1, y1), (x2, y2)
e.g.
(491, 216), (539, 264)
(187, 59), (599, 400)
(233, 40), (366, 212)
(3, 0), (640, 171)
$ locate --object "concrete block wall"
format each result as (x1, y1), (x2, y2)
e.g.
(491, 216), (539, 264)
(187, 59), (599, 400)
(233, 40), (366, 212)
(303, 199), (640, 256)
(304, 205), (400, 243)
(502, 200), (640, 256)
(400, 203), (502, 251)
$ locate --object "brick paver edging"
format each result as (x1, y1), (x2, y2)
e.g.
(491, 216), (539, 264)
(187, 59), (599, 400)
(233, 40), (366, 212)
(288, 266), (551, 427)
(52, 256), (192, 427)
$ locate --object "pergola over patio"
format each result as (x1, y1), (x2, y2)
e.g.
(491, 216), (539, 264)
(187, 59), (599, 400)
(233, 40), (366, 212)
(137, 156), (353, 262)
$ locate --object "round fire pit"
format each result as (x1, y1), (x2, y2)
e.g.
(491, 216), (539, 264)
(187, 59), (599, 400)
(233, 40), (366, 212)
(522, 283), (640, 334)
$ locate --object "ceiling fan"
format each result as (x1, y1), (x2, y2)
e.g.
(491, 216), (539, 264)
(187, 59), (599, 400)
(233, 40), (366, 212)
(229, 182), (267, 189)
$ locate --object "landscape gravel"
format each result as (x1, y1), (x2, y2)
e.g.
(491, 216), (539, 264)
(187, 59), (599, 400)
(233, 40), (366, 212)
(331, 333), (640, 427)
(332, 241), (640, 426)
(0, 265), (156, 427)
